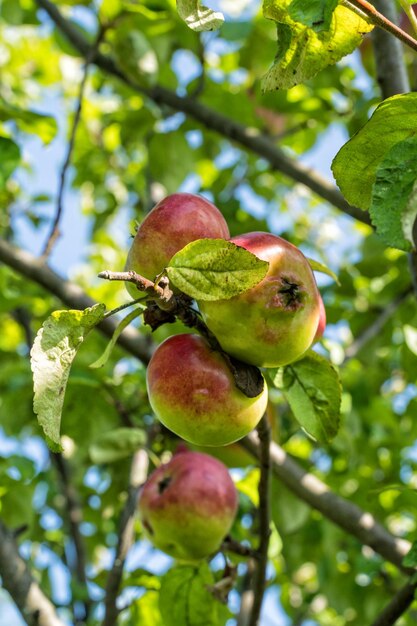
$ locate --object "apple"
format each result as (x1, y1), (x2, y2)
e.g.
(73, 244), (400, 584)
(198, 232), (321, 368)
(138, 447), (238, 561)
(125, 192), (230, 298)
(146, 333), (268, 446)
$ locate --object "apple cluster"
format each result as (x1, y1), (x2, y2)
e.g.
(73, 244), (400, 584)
(128, 193), (325, 561)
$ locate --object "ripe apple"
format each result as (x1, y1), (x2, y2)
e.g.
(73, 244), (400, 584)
(125, 192), (230, 298)
(138, 447), (238, 561)
(198, 232), (321, 368)
(146, 333), (268, 446)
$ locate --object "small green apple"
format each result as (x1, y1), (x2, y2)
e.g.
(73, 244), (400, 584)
(146, 334), (268, 446)
(138, 447), (238, 561)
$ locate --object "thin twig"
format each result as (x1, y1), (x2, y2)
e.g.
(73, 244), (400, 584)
(102, 449), (149, 626)
(50, 453), (91, 624)
(34, 0), (369, 226)
(98, 269), (165, 298)
(42, 27), (106, 259)
(344, 0), (417, 52)
(248, 416), (271, 626)
(221, 537), (259, 560)
(370, 579), (417, 626)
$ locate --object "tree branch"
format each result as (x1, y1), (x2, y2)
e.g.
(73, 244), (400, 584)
(248, 416), (271, 626)
(371, 0), (411, 97)
(50, 453), (91, 624)
(0, 237), (153, 363)
(241, 436), (412, 573)
(34, 0), (370, 226)
(0, 519), (66, 626)
(102, 449), (149, 626)
(370, 578), (417, 626)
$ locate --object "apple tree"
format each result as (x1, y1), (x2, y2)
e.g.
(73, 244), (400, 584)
(1, 1), (417, 625)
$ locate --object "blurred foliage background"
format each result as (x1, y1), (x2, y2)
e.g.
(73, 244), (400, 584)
(1, 0), (417, 624)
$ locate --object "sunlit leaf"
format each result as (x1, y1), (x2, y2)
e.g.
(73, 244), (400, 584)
(30, 304), (105, 451)
(176, 0), (224, 31)
(262, 1), (372, 90)
(0, 136), (20, 188)
(332, 93), (417, 209)
(0, 99), (58, 144)
(166, 239), (269, 301)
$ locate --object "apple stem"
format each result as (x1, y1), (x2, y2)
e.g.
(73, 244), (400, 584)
(103, 297), (146, 319)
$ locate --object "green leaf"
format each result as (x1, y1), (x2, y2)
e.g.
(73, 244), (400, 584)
(261, 1), (373, 90)
(89, 427), (146, 464)
(159, 563), (219, 626)
(166, 239), (269, 301)
(0, 136), (20, 188)
(288, 0), (339, 31)
(307, 257), (340, 284)
(100, 0), (122, 21)
(113, 28), (158, 85)
(272, 351), (341, 443)
(0, 98), (58, 144)
(271, 477), (310, 534)
(30, 304), (105, 451)
(176, 0), (224, 32)
(332, 93), (417, 210)
(369, 138), (417, 252)
(236, 468), (260, 506)
(90, 307), (143, 368)
(148, 132), (195, 193)
(128, 591), (163, 626)
(403, 541), (417, 568)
